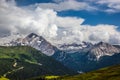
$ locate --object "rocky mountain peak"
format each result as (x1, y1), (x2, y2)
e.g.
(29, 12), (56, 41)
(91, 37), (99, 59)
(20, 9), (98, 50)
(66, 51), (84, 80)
(7, 33), (55, 56)
(27, 33), (38, 38)
(95, 41), (111, 47)
(88, 42), (120, 60)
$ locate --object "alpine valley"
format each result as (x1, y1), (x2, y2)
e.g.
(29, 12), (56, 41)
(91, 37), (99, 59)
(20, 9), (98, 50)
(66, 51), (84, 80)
(0, 33), (120, 80)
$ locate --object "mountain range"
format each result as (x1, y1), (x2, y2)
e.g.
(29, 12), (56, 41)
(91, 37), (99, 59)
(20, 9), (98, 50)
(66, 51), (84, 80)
(0, 33), (120, 79)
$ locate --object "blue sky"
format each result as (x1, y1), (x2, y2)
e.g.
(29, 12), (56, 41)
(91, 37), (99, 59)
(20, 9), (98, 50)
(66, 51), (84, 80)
(15, 0), (120, 30)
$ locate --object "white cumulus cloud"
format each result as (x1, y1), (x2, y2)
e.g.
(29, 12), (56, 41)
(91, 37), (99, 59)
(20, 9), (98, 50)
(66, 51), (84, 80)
(0, 0), (120, 45)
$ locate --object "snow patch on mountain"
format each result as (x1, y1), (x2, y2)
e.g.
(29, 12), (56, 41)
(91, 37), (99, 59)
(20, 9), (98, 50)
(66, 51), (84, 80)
(57, 42), (93, 53)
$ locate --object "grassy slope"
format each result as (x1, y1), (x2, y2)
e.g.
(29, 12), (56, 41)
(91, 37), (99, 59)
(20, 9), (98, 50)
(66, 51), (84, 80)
(0, 46), (75, 80)
(62, 64), (120, 80)
(0, 77), (9, 80)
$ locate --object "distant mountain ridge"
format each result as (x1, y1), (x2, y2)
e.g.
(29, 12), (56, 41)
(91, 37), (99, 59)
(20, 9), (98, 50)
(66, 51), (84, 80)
(53, 41), (120, 72)
(56, 41), (120, 61)
(1, 33), (120, 60)
(88, 42), (120, 60)
(1, 33), (120, 73)
(57, 42), (93, 53)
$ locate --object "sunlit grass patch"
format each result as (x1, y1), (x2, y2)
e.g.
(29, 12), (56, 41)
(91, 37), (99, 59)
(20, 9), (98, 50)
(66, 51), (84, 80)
(45, 76), (59, 79)
(0, 76), (9, 80)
